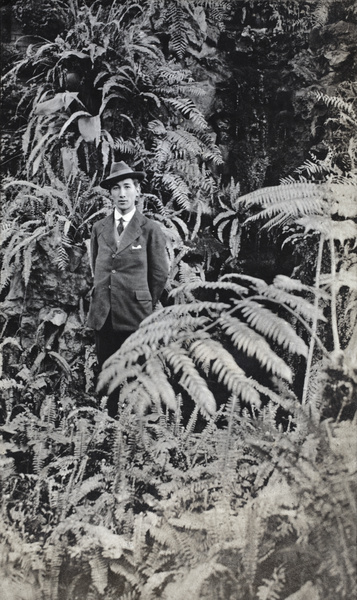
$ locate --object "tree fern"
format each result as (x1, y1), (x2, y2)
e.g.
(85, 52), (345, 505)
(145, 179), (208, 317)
(234, 90), (357, 388)
(99, 272), (322, 419)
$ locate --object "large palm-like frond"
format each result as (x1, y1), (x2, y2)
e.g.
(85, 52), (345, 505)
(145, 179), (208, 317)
(98, 274), (321, 418)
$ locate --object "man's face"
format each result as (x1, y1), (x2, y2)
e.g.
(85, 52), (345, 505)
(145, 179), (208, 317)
(110, 178), (139, 215)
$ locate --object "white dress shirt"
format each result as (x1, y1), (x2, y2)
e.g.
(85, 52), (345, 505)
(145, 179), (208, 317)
(114, 207), (136, 230)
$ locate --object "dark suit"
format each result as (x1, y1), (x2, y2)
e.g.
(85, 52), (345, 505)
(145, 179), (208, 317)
(87, 210), (168, 368)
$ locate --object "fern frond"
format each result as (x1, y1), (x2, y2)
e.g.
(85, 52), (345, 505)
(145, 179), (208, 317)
(242, 186), (325, 226)
(236, 300), (308, 357)
(312, 0), (331, 26)
(314, 91), (357, 124)
(162, 345), (216, 417)
(297, 216), (357, 242)
(39, 395), (57, 425)
(32, 441), (48, 475)
(256, 566), (286, 600)
(166, 98), (207, 130)
(89, 550), (109, 595)
(273, 274), (323, 295)
(166, 129), (205, 159)
(164, 559), (231, 600)
(170, 280), (248, 300)
(145, 358), (177, 411)
(189, 338), (262, 406)
(258, 281), (327, 323)
(156, 65), (194, 86)
(55, 244), (70, 270)
(166, 1), (188, 59)
(161, 173), (191, 209)
(239, 182), (322, 208)
(219, 316), (293, 382)
(72, 474), (105, 506)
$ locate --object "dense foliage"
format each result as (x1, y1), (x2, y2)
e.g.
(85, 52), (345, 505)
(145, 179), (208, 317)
(0, 1), (356, 599)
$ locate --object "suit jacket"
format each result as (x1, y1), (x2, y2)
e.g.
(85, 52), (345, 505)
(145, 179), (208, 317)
(87, 210), (169, 332)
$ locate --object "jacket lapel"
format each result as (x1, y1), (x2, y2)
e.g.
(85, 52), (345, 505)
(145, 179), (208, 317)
(100, 214), (117, 253)
(117, 211), (144, 254)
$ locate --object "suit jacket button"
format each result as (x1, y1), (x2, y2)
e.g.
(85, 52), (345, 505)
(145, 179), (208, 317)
(112, 253), (115, 258)
(108, 285), (111, 289)
(112, 269), (116, 273)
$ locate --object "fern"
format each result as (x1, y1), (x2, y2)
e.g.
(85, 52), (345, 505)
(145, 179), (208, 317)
(88, 549), (108, 595)
(314, 91), (357, 125)
(166, 97), (208, 130)
(166, 0), (188, 59)
(239, 182), (325, 226)
(219, 316), (293, 382)
(99, 271), (322, 421)
(257, 567), (286, 600)
(161, 173), (192, 210)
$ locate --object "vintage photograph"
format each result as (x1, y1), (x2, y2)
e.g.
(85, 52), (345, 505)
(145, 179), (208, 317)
(0, 1), (356, 599)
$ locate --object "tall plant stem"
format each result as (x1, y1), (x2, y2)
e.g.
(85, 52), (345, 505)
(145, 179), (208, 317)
(302, 234), (324, 406)
(329, 235), (340, 353)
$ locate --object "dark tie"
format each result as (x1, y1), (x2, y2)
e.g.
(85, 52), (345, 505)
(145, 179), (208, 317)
(117, 218), (124, 236)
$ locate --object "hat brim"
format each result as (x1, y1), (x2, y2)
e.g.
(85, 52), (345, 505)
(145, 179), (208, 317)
(100, 170), (145, 189)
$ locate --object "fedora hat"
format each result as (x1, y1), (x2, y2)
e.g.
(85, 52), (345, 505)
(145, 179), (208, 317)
(100, 161), (145, 189)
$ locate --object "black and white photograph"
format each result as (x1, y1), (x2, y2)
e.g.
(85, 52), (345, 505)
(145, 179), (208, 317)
(0, 1), (356, 599)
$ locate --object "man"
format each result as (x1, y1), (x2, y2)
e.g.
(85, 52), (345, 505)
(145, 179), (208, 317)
(87, 161), (169, 413)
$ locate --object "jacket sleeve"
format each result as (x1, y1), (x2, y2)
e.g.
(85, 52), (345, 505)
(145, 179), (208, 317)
(90, 224), (99, 276)
(147, 223), (169, 306)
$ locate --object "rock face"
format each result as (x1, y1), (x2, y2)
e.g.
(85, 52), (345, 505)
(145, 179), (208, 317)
(186, 1), (357, 192)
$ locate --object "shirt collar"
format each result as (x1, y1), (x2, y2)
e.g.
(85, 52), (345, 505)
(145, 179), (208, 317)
(114, 207), (136, 223)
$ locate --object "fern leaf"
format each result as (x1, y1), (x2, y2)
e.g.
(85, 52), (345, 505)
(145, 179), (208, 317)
(162, 345), (216, 417)
(166, 98), (207, 130)
(166, 1), (188, 59)
(145, 358), (177, 411)
(161, 173), (191, 209)
(72, 474), (104, 506)
(167, 129), (203, 158)
(32, 441), (48, 474)
(164, 561), (230, 600)
(89, 550), (108, 595)
(219, 316), (293, 382)
(256, 566), (286, 600)
(157, 65), (194, 86)
(192, 338), (263, 406)
(260, 281), (327, 323)
(297, 216), (357, 242)
(240, 183), (324, 226)
(273, 274), (323, 295)
(239, 182), (322, 206)
(314, 91), (357, 122)
(40, 395), (57, 424)
(236, 300), (308, 357)
(170, 280), (248, 299)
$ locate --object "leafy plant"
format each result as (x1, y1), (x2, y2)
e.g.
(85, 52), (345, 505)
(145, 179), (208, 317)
(235, 93), (357, 412)
(98, 270), (325, 423)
